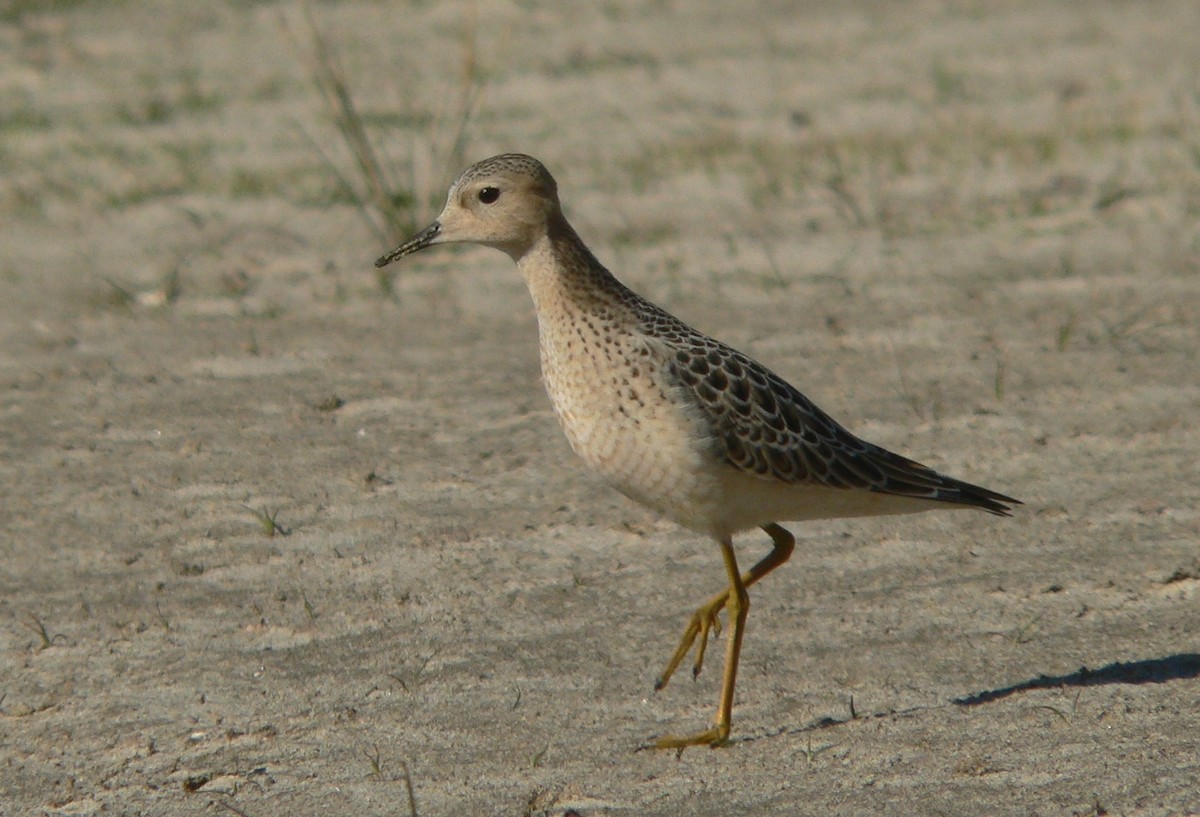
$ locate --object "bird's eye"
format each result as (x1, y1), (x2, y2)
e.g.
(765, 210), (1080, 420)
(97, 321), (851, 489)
(477, 186), (500, 204)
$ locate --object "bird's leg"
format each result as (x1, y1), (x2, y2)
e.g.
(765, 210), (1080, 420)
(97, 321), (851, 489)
(653, 535), (749, 749)
(655, 523), (795, 691)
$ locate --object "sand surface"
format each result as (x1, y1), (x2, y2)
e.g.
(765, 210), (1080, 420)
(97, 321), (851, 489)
(2, 2), (1199, 815)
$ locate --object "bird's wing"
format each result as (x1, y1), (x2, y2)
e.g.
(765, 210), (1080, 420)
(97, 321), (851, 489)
(654, 329), (1017, 515)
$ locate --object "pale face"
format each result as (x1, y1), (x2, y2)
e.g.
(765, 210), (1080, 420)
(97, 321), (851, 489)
(375, 156), (560, 267)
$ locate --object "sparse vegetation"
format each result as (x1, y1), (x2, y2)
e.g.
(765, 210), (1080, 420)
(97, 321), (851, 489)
(23, 613), (59, 650)
(245, 505), (291, 537)
(283, 3), (482, 249)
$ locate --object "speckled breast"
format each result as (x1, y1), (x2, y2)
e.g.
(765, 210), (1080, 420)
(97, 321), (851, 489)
(535, 311), (721, 531)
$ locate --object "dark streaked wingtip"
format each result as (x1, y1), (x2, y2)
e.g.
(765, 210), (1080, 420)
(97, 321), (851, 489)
(950, 482), (1022, 516)
(867, 447), (1021, 516)
(374, 221), (442, 268)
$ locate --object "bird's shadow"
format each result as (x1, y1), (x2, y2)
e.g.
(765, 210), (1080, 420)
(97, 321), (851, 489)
(952, 653), (1200, 706)
(741, 653), (1200, 745)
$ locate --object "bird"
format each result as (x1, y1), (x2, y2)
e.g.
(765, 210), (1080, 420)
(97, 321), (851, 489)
(375, 153), (1019, 749)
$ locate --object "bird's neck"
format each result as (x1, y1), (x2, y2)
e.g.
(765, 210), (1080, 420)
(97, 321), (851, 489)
(516, 215), (631, 317)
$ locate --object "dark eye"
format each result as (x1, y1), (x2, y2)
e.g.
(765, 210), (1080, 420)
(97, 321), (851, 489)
(477, 186), (500, 204)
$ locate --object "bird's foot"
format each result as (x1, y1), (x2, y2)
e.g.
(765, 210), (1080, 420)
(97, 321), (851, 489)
(643, 722), (730, 752)
(654, 591), (727, 691)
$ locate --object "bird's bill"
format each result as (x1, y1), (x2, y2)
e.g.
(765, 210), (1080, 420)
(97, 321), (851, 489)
(374, 221), (442, 268)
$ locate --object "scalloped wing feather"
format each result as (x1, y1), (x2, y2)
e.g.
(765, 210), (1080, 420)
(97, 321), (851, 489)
(643, 313), (1018, 516)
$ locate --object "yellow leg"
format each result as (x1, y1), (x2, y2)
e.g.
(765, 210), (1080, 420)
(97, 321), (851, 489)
(653, 534), (749, 749)
(655, 524), (795, 692)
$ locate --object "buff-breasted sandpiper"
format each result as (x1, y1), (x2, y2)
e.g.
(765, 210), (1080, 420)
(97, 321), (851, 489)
(375, 153), (1019, 749)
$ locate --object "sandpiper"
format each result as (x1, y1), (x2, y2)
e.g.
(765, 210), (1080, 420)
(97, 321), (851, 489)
(375, 153), (1019, 749)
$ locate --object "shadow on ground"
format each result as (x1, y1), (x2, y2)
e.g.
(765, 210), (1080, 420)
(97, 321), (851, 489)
(952, 654), (1200, 706)
(740, 654), (1200, 746)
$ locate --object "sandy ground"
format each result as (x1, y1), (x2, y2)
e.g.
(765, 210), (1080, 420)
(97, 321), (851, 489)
(3, 1), (1199, 815)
